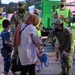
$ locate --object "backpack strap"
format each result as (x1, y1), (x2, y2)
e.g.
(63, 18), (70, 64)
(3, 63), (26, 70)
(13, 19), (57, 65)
(20, 24), (28, 34)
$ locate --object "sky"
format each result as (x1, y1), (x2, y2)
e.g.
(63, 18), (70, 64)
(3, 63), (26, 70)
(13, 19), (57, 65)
(1, 0), (24, 4)
(66, 0), (75, 3)
(1, 0), (75, 4)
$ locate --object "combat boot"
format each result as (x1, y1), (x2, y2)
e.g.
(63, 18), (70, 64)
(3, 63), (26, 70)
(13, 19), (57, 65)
(67, 67), (72, 75)
(58, 71), (67, 75)
(58, 67), (67, 75)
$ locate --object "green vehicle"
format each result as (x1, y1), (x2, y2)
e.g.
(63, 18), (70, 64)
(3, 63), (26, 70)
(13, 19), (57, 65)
(35, 0), (60, 30)
(35, 0), (75, 38)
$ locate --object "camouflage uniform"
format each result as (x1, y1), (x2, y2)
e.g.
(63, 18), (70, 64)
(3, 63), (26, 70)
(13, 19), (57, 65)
(10, 1), (30, 33)
(10, 1), (30, 55)
(53, 0), (73, 61)
(10, 2), (30, 74)
(53, 1), (73, 27)
(44, 18), (74, 75)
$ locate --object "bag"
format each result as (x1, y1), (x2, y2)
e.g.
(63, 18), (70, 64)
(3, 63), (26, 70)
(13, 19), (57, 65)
(0, 34), (3, 50)
(13, 24), (28, 47)
(10, 55), (22, 73)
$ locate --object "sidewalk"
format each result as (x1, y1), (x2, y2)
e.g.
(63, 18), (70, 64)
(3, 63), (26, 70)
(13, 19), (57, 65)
(40, 52), (75, 75)
(40, 52), (61, 75)
(0, 52), (75, 75)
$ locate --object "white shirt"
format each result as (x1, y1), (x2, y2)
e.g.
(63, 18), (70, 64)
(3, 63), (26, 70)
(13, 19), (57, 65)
(18, 23), (39, 66)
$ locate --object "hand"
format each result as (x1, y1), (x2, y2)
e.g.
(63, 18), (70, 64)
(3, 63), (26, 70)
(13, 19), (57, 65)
(60, 15), (65, 19)
(63, 50), (69, 57)
(36, 26), (40, 30)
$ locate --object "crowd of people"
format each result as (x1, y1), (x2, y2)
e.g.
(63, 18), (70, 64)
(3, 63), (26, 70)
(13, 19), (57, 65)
(0, 0), (75, 75)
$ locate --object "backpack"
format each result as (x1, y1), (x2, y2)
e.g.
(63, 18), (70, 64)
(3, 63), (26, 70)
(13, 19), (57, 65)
(0, 34), (3, 50)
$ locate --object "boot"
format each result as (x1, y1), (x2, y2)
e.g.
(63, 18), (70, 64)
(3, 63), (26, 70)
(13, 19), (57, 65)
(67, 67), (72, 75)
(58, 71), (67, 75)
(58, 67), (67, 75)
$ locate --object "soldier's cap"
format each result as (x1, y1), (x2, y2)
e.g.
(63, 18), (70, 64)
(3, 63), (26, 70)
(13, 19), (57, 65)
(18, 1), (26, 9)
(53, 18), (63, 27)
(0, 7), (3, 13)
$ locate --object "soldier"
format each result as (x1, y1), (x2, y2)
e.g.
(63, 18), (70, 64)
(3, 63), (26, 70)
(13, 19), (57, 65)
(10, 1), (30, 34)
(53, 0), (73, 61)
(0, 7), (7, 33)
(33, 9), (43, 38)
(44, 18), (74, 75)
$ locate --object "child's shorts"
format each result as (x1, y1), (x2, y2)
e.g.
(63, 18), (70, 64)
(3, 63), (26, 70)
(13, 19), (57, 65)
(35, 64), (43, 71)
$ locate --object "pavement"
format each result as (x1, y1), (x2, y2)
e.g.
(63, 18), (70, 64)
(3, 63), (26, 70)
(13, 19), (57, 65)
(40, 52), (75, 75)
(0, 51), (75, 75)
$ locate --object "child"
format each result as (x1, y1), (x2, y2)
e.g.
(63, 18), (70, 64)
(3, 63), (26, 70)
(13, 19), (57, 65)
(1, 20), (13, 75)
(35, 46), (48, 75)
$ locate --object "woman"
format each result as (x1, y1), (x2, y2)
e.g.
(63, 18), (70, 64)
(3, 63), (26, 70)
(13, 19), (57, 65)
(15, 14), (41, 75)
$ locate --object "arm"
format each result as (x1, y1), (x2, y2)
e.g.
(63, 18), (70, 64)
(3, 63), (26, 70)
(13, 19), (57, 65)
(64, 9), (73, 23)
(30, 34), (40, 48)
(10, 14), (17, 34)
(5, 41), (13, 46)
(44, 29), (56, 45)
(36, 49), (44, 57)
(3, 32), (13, 47)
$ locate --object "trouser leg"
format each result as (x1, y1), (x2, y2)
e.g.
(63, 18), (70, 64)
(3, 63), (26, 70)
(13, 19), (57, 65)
(67, 67), (72, 75)
(58, 67), (67, 75)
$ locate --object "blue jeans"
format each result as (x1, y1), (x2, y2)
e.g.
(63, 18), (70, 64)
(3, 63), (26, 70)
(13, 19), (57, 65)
(1, 50), (11, 73)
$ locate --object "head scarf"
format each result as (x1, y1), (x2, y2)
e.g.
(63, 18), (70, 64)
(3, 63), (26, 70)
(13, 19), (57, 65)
(25, 14), (39, 26)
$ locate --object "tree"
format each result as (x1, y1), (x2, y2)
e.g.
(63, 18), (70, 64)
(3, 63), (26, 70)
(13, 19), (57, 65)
(7, 2), (17, 13)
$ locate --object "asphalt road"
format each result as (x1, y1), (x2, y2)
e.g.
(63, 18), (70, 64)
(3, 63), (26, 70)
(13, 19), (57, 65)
(0, 45), (75, 75)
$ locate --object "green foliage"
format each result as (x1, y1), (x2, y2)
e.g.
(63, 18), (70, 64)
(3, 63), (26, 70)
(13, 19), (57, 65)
(7, 6), (17, 13)
(6, 2), (17, 13)
(0, 0), (43, 13)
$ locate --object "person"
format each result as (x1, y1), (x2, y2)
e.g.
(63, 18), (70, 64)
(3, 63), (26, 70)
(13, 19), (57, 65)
(0, 7), (7, 33)
(35, 45), (48, 75)
(33, 9), (43, 38)
(35, 47), (44, 75)
(10, 1), (30, 34)
(53, 0), (73, 61)
(13, 14), (41, 75)
(44, 18), (74, 75)
(1, 20), (13, 75)
(10, 1), (30, 73)
(10, 0), (30, 53)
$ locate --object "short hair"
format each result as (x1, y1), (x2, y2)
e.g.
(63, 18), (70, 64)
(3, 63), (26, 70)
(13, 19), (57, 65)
(2, 20), (10, 28)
